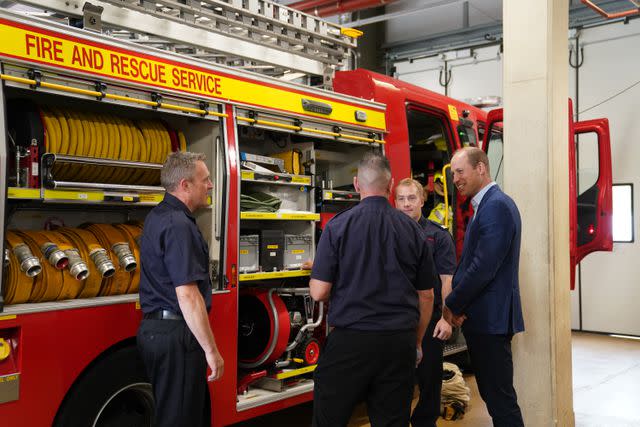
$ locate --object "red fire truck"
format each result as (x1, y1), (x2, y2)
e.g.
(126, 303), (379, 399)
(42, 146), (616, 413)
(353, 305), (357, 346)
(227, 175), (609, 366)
(0, 3), (612, 427)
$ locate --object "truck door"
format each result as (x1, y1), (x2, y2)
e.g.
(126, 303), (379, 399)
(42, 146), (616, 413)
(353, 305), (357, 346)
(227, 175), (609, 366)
(482, 105), (613, 289)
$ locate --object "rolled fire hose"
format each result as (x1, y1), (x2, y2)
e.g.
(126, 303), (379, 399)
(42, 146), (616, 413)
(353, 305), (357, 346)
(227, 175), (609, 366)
(4, 231), (40, 304)
(83, 223), (136, 296)
(58, 227), (116, 299)
(113, 223), (143, 294)
(14, 230), (66, 302)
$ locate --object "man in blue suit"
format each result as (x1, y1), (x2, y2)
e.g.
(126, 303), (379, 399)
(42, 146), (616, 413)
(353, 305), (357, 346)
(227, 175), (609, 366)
(444, 147), (525, 427)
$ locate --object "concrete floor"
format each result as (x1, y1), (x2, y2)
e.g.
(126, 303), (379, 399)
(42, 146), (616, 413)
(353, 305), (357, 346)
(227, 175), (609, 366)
(232, 332), (640, 426)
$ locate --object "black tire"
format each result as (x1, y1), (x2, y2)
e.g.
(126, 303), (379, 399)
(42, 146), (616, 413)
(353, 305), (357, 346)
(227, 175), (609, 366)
(54, 346), (155, 427)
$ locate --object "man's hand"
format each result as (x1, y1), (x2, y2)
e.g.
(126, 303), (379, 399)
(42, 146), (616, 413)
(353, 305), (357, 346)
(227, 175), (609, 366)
(302, 259), (313, 270)
(451, 314), (467, 327)
(416, 347), (423, 367)
(443, 304), (466, 327)
(433, 317), (452, 340)
(206, 350), (224, 382)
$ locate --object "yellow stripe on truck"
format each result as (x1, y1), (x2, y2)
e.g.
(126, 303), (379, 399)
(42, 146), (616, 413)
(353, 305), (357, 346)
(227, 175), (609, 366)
(0, 18), (386, 131)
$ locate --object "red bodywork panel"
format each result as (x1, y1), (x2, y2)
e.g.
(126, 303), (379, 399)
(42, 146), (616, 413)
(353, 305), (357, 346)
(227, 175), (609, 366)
(481, 102), (613, 290)
(568, 101), (613, 289)
(0, 304), (142, 426)
(334, 69), (485, 257)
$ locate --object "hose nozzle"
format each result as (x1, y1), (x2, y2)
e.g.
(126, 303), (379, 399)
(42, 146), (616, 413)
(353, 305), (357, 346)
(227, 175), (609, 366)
(13, 243), (42, 277)
(89, 248), (116, 278)
(65, 249), (90, 281)
(112, 243), (137, 272)
(40, 242), (69, 270)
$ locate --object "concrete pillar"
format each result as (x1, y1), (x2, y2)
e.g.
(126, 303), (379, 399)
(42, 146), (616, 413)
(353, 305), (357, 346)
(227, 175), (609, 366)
(503, 1), (574, 426)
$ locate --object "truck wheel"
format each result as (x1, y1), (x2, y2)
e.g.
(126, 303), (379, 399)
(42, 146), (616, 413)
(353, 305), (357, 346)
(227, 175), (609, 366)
(54, 346), (155, 427)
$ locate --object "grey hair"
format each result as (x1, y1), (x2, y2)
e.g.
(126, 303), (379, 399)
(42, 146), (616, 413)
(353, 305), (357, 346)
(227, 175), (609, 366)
(161, 151), (207, 192)
(357, 151), (392, 191)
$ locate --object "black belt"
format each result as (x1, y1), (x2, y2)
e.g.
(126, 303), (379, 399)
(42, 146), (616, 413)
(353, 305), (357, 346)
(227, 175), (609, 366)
(144, 309), (183, 320)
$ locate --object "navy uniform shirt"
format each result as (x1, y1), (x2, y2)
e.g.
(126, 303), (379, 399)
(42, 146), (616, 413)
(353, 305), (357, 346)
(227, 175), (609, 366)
(139, 193), (212, 315)
(311, 196), (438, 331)
(418, 216), (456, 318)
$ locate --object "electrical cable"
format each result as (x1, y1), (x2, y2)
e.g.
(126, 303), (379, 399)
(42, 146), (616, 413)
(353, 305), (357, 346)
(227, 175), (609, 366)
(579, 78), (640, 116)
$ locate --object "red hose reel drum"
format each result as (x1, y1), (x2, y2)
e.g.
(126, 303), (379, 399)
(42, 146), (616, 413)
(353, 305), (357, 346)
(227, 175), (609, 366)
(238, 289), (291, 369)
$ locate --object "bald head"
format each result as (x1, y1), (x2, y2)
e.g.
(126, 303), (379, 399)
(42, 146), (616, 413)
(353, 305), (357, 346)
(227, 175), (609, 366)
(356, 152), (392, 196)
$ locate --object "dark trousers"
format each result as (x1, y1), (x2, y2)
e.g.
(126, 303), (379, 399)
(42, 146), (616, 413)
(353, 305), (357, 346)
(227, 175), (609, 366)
(137, 319), (211, 427)
(411, 318), (444, 427)
(312, 328), (416, 427)
(464, 332), (524, 427)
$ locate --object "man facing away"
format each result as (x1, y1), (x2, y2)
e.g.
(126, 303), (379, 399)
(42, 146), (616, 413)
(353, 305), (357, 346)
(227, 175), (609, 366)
(395, 177), (457, 427)
(309, 152), (437, 427)
(137, 151), (224, 427)
(444, 146), (525, 427)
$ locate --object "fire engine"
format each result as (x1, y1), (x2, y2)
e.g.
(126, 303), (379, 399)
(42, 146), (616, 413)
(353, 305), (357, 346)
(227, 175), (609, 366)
(0, 1), (612, 426)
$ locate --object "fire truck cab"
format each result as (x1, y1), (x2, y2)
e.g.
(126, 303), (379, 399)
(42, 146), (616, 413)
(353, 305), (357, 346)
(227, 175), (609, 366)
(335, 69), (613, 289)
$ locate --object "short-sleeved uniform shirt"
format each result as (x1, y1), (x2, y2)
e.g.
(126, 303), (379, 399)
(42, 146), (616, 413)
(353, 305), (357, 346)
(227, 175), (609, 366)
(139, 193), (212, 315)
(311, 196), (438, 331)
(418, 216), (456, 319)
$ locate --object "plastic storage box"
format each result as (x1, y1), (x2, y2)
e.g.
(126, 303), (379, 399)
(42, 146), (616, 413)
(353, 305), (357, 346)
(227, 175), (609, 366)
(239, 234), (259, 273)
(284, 234), (312, 269)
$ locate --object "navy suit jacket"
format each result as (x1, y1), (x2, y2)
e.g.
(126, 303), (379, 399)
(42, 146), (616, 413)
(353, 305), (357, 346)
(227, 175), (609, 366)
(445, 185), (525, 335)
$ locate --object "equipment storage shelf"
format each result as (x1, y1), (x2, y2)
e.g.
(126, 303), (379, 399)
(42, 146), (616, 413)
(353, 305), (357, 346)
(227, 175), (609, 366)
(8, 187), (166, 206)
(233, 107), (384, 409)
(241, 170), (312, 187)
(240, 212), (319, 221)
(238, 270), (311, 282)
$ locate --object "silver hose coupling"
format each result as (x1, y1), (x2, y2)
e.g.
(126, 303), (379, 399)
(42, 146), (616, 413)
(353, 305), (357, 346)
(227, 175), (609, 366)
(4, 249), (9, 267)
(64, 249), (90, 281)
(40, 242), (69, 270)
(89, 248), (116, 278)
(112, 243), (137, 272)
(12, 243), (42, 277)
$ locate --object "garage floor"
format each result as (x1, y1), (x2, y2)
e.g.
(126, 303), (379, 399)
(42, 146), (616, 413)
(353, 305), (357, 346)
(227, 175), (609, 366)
(231, 332), (640, 426)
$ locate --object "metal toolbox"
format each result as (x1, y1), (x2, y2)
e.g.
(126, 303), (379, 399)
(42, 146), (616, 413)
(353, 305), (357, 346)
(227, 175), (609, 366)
(239, 235), (259, 273)
(284, 234), (312, 269)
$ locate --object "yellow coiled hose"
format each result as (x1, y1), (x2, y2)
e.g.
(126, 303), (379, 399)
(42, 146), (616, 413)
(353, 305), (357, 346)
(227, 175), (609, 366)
(4, 231), (39, 304)
(82, 223), (137, 296)
(13, 230), (66, 303)
(113, 223), (143, 294)
(58, 227), (115, 299)
(3, 224), (142, 304)
(43, 107), (182, 185)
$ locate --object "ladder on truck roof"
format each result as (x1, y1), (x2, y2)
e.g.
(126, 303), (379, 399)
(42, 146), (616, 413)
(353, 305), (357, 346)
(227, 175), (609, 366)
(2, 0), (361, 84)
